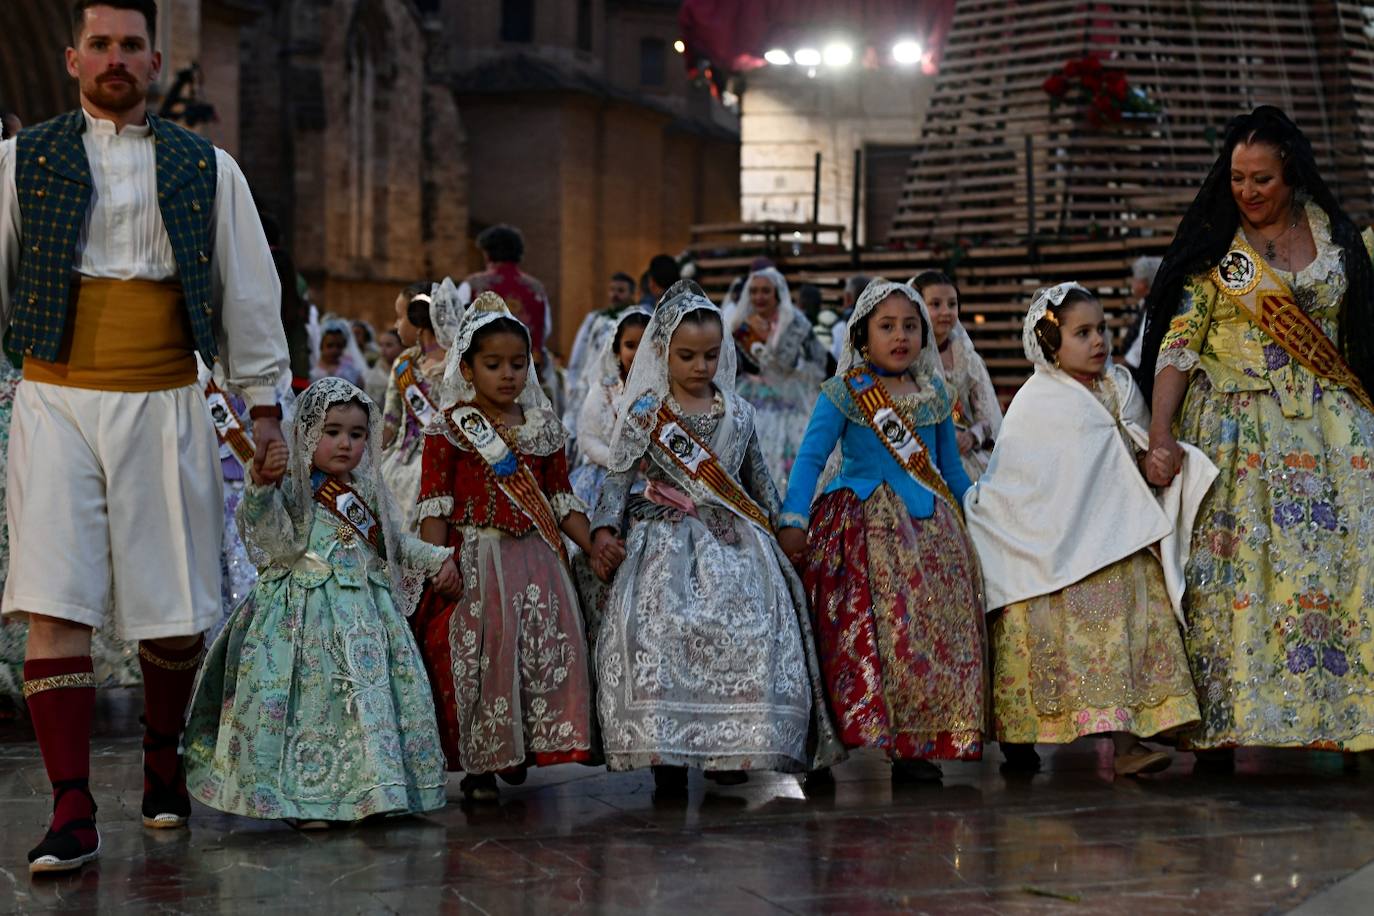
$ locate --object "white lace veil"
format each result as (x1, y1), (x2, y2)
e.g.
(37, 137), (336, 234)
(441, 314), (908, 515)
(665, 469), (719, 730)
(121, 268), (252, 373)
(432, 290), (567, 454)
(427, 276), (465, 351)
(592, 306), (654, 388)
(910, 275), (1003, 441)
(315, 316), (368, 374)
(240, 376), (429, 614)
(1023, 282), (1096, 370)
(837, 278), (947, 392)
(606, 280), (736, 473)
(726, 266), (798, 347)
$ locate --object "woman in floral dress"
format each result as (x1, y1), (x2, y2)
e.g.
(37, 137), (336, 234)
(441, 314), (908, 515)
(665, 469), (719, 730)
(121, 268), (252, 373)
(1141, 106), (1374, 758)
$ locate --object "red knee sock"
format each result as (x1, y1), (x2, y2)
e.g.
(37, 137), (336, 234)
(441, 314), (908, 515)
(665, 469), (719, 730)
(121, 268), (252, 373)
(138, 640), (204, 799)
(24, 657), (97, 845)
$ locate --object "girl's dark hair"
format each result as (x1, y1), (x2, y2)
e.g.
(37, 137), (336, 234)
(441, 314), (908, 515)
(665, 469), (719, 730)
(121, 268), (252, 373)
(351, 320), (374, 345)
(1033, 288), (1098, 361)
(911, 270), (959, 305)
(402, 281), (434, 332)
(1138, 105), (1374, 399)
(613, 312), (651, 353)
(678, 307), (723, 330)
(461, 317), (530, 365)
(850, 291), (929, 354)
(324, 396), (372, 435)
(321, 327), (346, 342)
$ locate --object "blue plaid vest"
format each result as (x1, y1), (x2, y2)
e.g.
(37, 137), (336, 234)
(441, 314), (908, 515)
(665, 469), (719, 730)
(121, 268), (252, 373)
(8, 109), (219, 366)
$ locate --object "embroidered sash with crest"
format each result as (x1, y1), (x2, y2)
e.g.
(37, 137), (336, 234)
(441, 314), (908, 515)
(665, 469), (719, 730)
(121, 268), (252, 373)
(843, 367), (960, 513)
(651, 403), (773, 531)
(204, 378), (255, 468)
(1212, 237), (1374, 413)
(394, 356), (439, 429)
(313, 474), (385, 556)
(447, 405), (568, 564)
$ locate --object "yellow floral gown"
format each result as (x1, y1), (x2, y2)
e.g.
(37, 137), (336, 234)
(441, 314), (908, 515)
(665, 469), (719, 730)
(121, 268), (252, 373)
(991, 379), (1200, 744)
(1158, 203), (1374, 750)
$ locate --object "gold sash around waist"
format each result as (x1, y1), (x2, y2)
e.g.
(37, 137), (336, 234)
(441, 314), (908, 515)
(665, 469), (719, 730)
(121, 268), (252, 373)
(23, 277), (198, 392)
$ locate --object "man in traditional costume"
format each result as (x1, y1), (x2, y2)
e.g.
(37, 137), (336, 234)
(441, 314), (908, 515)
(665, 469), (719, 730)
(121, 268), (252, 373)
(0, 0), (288, 874)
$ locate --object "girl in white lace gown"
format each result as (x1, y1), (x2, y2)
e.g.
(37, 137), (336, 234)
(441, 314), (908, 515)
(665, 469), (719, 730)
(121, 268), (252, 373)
(725, 268), (826, 496)
(590, 281), (844, 794)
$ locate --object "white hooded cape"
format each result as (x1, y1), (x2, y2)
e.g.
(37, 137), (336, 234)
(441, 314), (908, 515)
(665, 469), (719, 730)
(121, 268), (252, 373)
(963, 363), (1217, 622)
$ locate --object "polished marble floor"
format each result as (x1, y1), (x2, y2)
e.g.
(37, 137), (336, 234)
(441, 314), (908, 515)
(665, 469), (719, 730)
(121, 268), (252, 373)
(1, 689), (1372, 914)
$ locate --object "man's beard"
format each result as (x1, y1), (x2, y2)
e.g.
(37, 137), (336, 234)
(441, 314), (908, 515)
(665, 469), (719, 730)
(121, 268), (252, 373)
(85, 75), (145, 113)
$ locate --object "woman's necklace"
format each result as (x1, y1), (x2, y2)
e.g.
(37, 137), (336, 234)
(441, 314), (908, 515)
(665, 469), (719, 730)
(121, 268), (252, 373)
(1247, 205), (1302, 264)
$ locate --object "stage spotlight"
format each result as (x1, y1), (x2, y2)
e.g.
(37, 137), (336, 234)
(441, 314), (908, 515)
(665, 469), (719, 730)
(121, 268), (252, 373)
(822, 42), (853, 67)
(673, 39), (686, 54)
(794, 47), (821, 66)
(764, 48), (792, 65)
(892, 39), (922, 65)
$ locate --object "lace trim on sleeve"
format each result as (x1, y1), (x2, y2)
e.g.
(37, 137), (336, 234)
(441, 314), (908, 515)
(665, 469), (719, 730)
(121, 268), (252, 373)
(1155, 348), (1200, 375)
(416, 496), (454, 521)
(549, 490), (588, 521)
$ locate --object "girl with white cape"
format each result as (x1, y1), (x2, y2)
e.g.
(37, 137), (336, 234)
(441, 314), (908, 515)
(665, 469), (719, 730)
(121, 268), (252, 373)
(964, 283), (1213, 776)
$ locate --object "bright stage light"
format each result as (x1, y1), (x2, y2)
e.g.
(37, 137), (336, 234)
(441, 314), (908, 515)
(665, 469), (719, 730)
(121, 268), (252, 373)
(794, 47), (821, 66)
(764, 48), (792, 65)
(822, 42), (853, 67)
(892, 39), (922, 65)
(673, 39), (686, 54)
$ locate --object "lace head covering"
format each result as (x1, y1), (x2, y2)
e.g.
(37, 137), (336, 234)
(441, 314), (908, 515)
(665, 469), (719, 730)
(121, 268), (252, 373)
(315, 316), (368, 375)
(433, 290), (566, 454)
(426, 277), (465, 351)
(727, 266), (798, 348)
(243, 377), (428, 614)
(838, 278), (949, 403)
(592, 306), (654, 388)
(1023, 282), (1096, 370)
(607, 280), (736, 472)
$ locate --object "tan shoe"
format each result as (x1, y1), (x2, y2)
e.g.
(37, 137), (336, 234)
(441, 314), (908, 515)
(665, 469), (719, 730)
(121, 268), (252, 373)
(1114, 748), (1171, 776)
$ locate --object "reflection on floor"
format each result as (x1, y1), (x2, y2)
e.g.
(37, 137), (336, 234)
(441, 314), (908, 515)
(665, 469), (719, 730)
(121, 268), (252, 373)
(1, 688), (1372, 914)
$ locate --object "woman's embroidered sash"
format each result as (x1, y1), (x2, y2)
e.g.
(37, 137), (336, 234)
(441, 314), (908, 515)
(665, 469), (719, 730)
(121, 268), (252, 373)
(651, 403), (773, 531)
(843, 366), (960, 513)
(447, 405), (568, 563)
(394, 356), (440, 429)
(1212, 235), (1374, 413)
(204, 378), (255, 468)
(313, 474), (385, 556)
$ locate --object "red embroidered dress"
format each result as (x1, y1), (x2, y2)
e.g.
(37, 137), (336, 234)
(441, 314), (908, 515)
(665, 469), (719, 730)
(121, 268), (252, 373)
(409, 407), (593, 774)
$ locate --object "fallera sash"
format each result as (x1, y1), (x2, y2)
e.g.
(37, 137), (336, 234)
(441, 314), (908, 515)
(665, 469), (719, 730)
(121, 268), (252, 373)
(394, 357), (439, 429)
(312, 472), (385, 556)
(447, 405), (568, 564)
(204, 378), (255, 468)
(843, 366), (960, 514)
(1212, 235), (1374, 413)
(651, 403), (773, 531)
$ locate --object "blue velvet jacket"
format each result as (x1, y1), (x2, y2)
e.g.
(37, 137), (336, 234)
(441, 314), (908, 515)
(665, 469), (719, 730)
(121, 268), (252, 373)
(779, 375), (972, 527)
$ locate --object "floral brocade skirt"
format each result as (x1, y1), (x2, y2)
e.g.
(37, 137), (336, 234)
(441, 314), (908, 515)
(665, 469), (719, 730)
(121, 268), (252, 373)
(184, 573), (447, 821)
(411, 528), (594, 774)
(1177, 373), (1374, 751)
(801, 485), (986, 761)
(991, 551), (1200, 744)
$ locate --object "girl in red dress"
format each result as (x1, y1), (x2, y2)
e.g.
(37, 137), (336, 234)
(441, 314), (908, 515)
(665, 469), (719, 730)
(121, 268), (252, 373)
(410, 292), (597, 802)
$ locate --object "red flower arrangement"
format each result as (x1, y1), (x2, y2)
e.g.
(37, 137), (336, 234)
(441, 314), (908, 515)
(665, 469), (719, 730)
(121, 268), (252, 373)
(1042, 54), (1157, 127)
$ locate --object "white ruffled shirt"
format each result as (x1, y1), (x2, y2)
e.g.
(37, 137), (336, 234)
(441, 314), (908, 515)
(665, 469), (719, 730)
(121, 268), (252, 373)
(0, 108), (288, 405)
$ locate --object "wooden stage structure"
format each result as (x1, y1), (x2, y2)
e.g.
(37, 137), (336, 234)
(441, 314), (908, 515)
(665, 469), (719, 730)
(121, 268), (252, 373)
(693, 0), (1374, 396)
